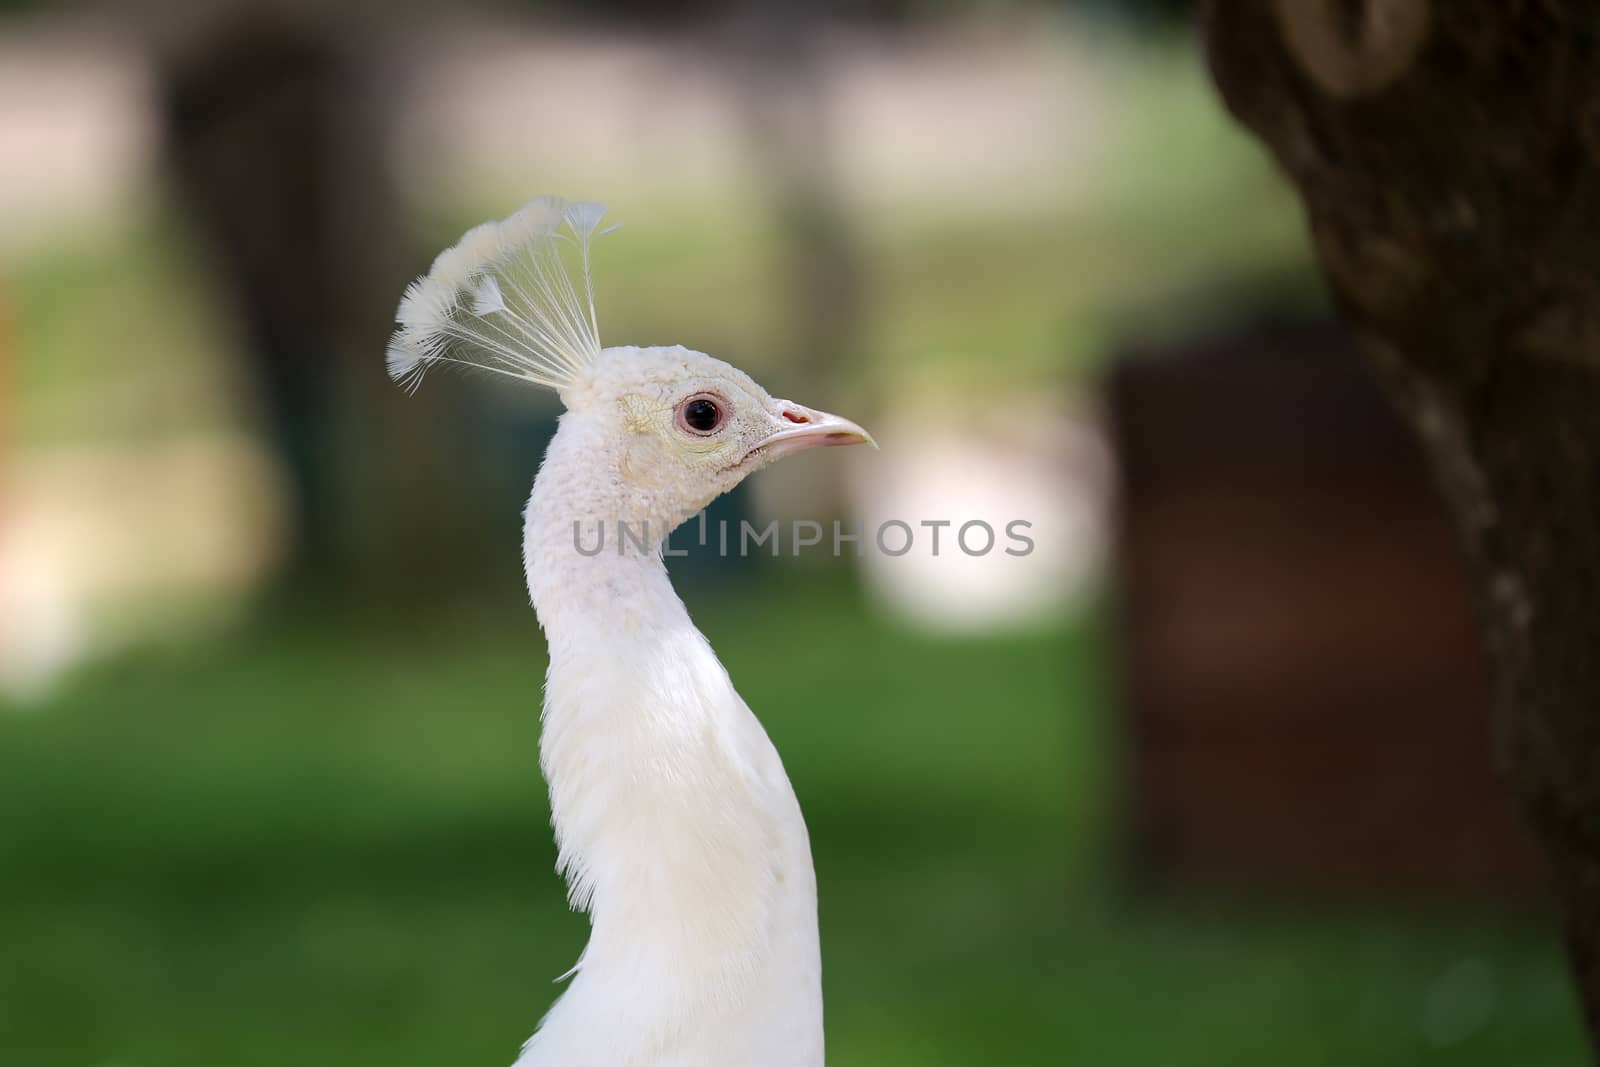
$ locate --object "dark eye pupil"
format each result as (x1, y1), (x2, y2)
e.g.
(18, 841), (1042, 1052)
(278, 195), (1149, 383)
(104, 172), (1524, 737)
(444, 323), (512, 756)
(684, 398), (720, 432)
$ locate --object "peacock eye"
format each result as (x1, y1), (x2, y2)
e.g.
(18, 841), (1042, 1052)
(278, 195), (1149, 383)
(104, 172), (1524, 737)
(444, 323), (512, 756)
(678, 395), (724, 435)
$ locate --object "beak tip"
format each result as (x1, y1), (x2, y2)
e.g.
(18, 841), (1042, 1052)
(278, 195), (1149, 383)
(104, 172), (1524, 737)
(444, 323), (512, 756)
(837, 423), (877, 451)
(761, 405), (877, 459)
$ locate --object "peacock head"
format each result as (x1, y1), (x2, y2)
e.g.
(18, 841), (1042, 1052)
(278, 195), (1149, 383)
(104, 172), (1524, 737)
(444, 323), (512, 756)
(572, 343), (872, 517)
(385, 197), (873, 527)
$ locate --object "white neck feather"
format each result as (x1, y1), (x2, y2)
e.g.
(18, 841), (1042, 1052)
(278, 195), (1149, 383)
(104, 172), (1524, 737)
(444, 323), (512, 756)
(514, 411), (824, 1067)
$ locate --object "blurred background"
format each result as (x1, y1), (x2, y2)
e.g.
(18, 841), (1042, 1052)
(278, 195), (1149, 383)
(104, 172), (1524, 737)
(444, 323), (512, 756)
(0, 0), (1585, 1064)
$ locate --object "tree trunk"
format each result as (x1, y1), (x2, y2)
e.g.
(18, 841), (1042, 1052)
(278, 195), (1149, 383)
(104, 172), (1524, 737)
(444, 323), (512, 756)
(1202, 0), (1600, 1047)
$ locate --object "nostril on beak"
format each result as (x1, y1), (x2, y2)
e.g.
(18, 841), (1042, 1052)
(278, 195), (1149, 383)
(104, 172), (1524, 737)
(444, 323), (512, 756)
(782, 409), (811, 424)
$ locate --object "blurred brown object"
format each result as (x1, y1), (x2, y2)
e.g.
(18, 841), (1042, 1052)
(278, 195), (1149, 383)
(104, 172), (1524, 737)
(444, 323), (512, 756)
(162, 13), (347, 577)
(159, 8), (499, 599)
(1111, 324), (1547, 902)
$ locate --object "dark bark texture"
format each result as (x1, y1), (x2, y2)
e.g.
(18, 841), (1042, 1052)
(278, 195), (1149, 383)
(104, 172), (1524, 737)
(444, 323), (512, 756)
(1202, 0), (1600, 1047)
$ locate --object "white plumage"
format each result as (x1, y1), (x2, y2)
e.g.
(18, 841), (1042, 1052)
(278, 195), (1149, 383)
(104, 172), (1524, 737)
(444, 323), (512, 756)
(390, 197), (874, 1066)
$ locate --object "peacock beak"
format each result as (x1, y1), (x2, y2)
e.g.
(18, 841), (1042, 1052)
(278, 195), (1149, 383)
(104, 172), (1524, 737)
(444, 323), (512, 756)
(758, 403), (878, 460)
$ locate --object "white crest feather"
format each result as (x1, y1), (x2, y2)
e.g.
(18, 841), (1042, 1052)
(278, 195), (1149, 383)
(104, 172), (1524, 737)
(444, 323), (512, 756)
(470, 275), (507, 316)
(386, 196), (614, 396)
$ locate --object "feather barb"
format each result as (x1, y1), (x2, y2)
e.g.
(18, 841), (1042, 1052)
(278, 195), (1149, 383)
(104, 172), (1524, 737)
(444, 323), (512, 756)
(385, 197), (616, 398)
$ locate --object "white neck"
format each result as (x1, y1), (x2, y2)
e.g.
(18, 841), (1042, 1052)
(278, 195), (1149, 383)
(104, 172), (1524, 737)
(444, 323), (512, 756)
(514, 412), (824, 1067)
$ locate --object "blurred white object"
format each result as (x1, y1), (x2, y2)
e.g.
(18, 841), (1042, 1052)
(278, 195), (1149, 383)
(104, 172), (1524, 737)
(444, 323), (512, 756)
(0, 437), (285, 704)
(0, 25), (154, 261)
(0, 517), (88, 703)
(851, 388), (1110, 633)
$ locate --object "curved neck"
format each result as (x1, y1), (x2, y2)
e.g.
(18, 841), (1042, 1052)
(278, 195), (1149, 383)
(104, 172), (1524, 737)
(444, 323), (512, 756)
(523, 410), (685, 637)
(515, 414), (823, 1065)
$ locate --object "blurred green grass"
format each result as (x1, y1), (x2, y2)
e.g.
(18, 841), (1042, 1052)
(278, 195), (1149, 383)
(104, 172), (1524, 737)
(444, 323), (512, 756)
(0, 580), (1583, 1066)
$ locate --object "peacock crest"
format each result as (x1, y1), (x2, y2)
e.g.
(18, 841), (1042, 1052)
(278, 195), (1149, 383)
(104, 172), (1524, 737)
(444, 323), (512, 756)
(386, 196), (617, 395)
